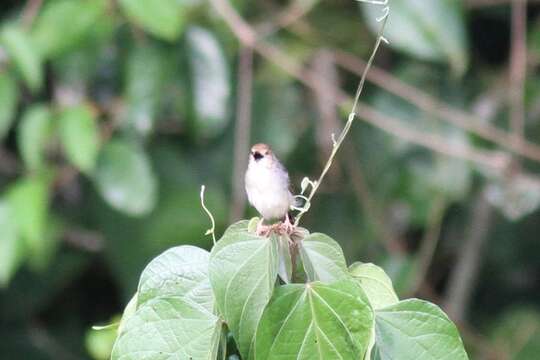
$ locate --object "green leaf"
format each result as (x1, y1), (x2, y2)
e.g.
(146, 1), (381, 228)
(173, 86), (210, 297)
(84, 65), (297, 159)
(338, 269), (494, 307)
(137, 245), (214, 312)
(277, 235), (293, 283)
(118, 0), (185, 41)
(300, 233), (348, 282)
(17, 105), (52, 172)
(0, 72), (18, 140)
(111, 296), (222, 360)
(93, 139), (157, 216)
(7, 176), (50, 266)
(0, 25), (43, 91)
(31, 0), (107, 58)
(209, 222), (279, 358)
(349, 262), (399, 310)
(255, 280), (374, 359)
(58, 104), (100, 174)
(186, 27), (231, 139)
(123, 45), (169, 136)
(374, 299), (468, 360)
(362, 0), (468, 75)
(0, 200), (24, 287)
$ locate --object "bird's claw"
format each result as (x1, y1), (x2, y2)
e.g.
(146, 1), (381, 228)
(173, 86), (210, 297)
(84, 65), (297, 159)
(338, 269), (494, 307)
(255, 215), (296, 237)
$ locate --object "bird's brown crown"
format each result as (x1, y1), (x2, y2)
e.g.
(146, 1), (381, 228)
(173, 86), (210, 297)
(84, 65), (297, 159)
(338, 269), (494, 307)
(251, 143), (272, 155)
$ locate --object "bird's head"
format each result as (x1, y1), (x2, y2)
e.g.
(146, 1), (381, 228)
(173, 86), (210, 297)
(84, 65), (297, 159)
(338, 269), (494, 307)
(249, 143), (274, 166)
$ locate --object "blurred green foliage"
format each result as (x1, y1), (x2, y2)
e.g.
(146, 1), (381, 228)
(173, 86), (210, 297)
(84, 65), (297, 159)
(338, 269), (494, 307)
(0, 0), (538, 359)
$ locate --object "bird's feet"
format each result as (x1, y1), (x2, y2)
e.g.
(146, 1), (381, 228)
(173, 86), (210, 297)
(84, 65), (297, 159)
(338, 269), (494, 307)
(255, 219), (272, 236)
(279, 213), (295, 236)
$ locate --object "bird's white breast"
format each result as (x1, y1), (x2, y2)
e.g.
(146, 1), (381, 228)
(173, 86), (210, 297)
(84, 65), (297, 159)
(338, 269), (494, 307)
(245, 162), (292, 220)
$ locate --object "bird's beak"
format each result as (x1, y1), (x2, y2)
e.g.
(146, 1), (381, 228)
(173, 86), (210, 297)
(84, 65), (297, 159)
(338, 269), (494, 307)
(253, 152), (263, 161)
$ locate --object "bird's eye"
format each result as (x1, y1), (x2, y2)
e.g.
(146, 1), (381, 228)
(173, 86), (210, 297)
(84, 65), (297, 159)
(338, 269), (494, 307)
(253, 152), (263, 161)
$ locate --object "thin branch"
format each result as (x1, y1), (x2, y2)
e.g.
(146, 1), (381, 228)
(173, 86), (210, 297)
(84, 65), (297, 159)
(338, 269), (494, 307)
(356, 104), (512, 171)
(333, 50), (540, 163)
(444, 189), (493, 323)
(293, 9), (389, 226)
(21, 0), (43, 29)
(509, 0), (527, 144)
(311, 50), (342, 177)
(230, 47), (254, 222)
(209, 0), (540, 180)
(257, 0), (319, 38)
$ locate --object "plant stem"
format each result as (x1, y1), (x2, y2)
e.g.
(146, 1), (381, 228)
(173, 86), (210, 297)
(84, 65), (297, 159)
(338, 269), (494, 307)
(293, 12), (388, 226)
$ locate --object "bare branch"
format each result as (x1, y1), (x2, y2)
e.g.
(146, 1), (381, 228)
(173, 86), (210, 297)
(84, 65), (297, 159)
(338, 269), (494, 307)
(444, 189), (493, 322)
(230, 47), (254, 222)
(333, 50), (540, 163)
(21, 0), (43, 29)
(509, 0), (527, 144)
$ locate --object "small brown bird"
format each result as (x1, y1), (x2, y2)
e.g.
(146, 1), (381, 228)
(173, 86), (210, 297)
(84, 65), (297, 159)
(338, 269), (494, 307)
(245, 143), (294, 235)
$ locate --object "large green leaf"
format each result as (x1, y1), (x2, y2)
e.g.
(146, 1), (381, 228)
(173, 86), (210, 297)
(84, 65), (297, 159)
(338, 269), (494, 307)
(0, 25), (43, 92)
(374, 299), (468, 359)
(255, 280), (374, 359)
(138, 245), (213, 312)
(186, 27), (230, 139)
(349, 262), (399, 310)
(0, 72), (17, 140)
(0, 200), (24, 287)
(123, 45), (169, 136)
(111, 296), (222, 360)
(93, 139), (157, 216)
(58, 104), (100, 174)
(17, 105), (52, 172)
(31, 0), (107, 58)
(300, 233), (348, 282)
(362, 0), (468, 74)
(118, 0), (185, 41)
(209, 222), (279, 358)
(6, 176), (50, 266)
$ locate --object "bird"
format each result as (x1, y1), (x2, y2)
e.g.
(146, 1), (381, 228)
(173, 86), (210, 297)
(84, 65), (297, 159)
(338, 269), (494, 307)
(245, 143), (295, 235)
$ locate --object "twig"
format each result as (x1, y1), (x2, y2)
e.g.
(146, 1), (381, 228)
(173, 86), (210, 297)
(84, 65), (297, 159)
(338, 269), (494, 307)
(444, 189), (493, 323)
(21, 0), (43, 29)
(333, 50), (540, 163)
(257, 0), (319, 38)
(356, 104), (512, 171)
(209, 0), (540, 177)
(311, 50), (342, 176)
(292, 7), (389, 226)
(509, 0), (527, 145)
(409, 195), (447, 296)
(200, 185), (217, 244)
(229, 47), (254, 222)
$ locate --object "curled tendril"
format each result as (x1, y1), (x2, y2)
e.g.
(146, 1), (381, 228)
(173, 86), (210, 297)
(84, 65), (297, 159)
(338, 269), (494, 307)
(200, 185), (216, 244)
(290, 195), (311, 213)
